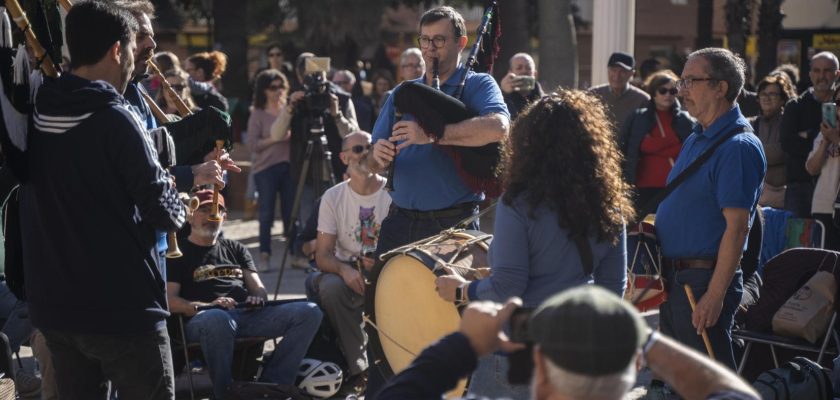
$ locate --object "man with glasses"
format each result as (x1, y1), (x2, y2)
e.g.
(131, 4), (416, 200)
(589, 51), (650, 129)
(781, 51), (840, 217)
(307, 131), (391, 395)
(369, 5), (509, 257)
(398, 47), (426, 82)
(651, 47), (766, 397)
(167, 190), (322, 399)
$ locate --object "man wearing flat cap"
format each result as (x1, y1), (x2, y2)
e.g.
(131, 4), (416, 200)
(378, 285), (759, 400)
(590, 51), (651, 129)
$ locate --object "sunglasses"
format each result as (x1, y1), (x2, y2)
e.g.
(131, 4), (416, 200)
(267, 84), (286, 91)
(170, 84), (185, 92)
(343, 144), (371, 154)
(657, 87), (678, 96)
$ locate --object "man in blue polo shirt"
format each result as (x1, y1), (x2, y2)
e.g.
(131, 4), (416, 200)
(655, 47), (766, 380)
(368, 6), (509, 257)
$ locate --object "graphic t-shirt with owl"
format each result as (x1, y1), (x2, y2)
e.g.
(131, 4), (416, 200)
(318, 179), (392, 262)
(167, 239), (257, 303)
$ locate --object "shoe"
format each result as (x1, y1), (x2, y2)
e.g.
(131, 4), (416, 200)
(338, 371), (367, 396)
(14, 369), (41, 397)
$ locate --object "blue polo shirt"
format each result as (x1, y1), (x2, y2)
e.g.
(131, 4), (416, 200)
(372, 65), (509, 211)
(656, 105), (766, 258)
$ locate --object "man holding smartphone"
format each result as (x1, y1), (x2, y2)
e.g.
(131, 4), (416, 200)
(781, 51), (840, 218)
(499, 53), (544, 119)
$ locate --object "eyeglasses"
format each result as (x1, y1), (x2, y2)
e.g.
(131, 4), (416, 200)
(267, 84), (286, 91)
(169, 84), (185, 92)
(268, 52), (282, 57)
(417, 35), (447, 49)
(675, 77), (717, 90)
(657, 87), (678, 96)
(758, 92), (781, 99)
(342, 144), (371, 154)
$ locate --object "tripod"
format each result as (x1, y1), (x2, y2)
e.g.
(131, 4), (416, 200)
(271, 114), (337, 299)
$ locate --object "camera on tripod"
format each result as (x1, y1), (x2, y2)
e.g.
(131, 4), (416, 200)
(301, 57), (332, 119)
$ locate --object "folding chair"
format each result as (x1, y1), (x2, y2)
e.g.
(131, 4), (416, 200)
(734, 248), (840, 375)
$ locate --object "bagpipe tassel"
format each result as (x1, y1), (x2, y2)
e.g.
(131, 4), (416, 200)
(12, 43), (29, 86)
(0, 74), (29, 151)
(0, 7), (11, 48)
(29, 69), (42, 103)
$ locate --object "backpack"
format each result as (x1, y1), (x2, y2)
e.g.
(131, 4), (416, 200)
(753, 356), (833, 400)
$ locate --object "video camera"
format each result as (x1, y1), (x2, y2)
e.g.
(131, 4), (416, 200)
(301, 57), (332, 116)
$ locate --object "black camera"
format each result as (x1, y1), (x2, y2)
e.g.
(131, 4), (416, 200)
(300, 57), (332, 117)
(507, 307), (534, 385)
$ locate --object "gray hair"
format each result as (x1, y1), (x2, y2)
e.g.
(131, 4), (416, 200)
(333, 70), (356, 85)
(812, 51), (840, 71)
(510, 52), (535, 68)
(400, 48), (425, 68)
(689, 47), (745, 103)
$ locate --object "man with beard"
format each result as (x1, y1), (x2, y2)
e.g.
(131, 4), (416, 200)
(307, 131), (391, 395)
(781, 51), (840, 217)
(167, 190), (322, 399)
(21, 2), (185, 397)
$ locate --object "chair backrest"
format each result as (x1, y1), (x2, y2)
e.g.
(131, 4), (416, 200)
(785, 218), (826, 250)
(760, 208), (826, 272)
(745, 248), (840, 332)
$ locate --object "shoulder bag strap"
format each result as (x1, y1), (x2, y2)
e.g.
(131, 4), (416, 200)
(634, 125), (751, 224)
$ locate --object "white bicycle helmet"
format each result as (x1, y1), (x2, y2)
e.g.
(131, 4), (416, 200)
(296, 358), (343, 398)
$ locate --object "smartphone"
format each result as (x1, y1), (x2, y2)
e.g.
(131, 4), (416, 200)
(823, 102), (836, 128)
(507, 307), (534, 385)
(513, 75), (536, 92)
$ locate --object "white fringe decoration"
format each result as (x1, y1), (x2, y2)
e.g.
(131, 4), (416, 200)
(13, 44), (29, 86)
(29, 69), (42, 104)
(58, 3), (69, 65)
(0, 7), (11, 48)
(0, 75), (28, 151)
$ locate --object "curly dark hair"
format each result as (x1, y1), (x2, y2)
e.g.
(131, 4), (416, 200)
(500, 89), (635, 243)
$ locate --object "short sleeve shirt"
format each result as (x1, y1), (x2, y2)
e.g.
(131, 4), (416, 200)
(167, 239), (257, 303)
(372, 65), (509, 211)
(656, 105), (766, 258)
(318, 180), (392, 261)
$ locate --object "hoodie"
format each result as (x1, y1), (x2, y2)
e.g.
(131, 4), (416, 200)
(20, 73), (185, 334)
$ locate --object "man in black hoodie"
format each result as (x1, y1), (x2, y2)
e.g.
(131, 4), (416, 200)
(20, 2), (184, 398)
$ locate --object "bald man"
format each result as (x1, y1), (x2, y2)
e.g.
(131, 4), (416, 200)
(499, 53), (544, 119)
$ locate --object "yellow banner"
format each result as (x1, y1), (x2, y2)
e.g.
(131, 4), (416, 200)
(813, 34), (840, 50)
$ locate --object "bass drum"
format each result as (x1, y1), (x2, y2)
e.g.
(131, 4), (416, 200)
(365, 230), (491, 398)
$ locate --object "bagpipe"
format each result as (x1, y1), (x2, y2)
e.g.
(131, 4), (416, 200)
(387, 0), (502, 196)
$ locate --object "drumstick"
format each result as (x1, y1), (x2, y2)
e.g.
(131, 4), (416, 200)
(683, 284), (716, 360)
(207, 140), (225, 222)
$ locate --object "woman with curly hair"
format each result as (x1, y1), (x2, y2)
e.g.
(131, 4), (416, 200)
(435, 89), (634, 399)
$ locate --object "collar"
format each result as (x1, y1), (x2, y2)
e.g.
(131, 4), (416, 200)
(414, 64), (468, 87)
(697, 104), (744, 139)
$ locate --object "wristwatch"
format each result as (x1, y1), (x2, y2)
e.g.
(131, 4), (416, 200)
(454, 282), (469, 306)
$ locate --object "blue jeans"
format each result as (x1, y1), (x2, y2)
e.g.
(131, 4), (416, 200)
(254, 162), (296, 254)
(660, 267), (743, 370)
(468, 354), (530, 399)
(184, 301), (322, 398)
(0, 282), (31, 352)
(42, 327), (174, 400)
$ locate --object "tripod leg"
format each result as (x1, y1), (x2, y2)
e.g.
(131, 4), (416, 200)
(271, 138), (316, 300)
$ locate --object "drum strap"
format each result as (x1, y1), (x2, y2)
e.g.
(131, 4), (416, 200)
(574, 235), (594, 276)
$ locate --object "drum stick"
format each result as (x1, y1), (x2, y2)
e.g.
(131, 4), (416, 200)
(146, 59), (192, 117)
(683, 284), (716, 360)
(207, 140), (225, 222)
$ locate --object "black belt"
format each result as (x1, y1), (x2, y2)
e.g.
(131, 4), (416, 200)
(663, 257), (717, 271)
(393, 202), (478, 220)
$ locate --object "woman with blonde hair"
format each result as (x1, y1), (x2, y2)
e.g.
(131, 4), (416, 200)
(436, 89), (634, 399)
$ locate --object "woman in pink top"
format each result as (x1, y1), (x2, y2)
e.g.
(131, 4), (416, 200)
(247, 69), (294, 268)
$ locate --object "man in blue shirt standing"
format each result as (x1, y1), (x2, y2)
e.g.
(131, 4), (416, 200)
(655, 47), (766, 383)
(368, 6), (510, 256)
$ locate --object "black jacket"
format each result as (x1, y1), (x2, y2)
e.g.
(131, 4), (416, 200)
(503, 81), (544, 120)
(289, 82), (352, 184)
(619, 102), (695, 184)
(780, 89), (822, 184)
(21, 74), (185, 334)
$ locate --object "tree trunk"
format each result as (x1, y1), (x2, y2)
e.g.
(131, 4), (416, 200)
(212, 0), (248, 100)
(696, 0), (714, 49)
(725, 0), (749, 57)
(538, 0), (577, 90)
(757, 0), (784, 80)
(494, 0), (530, 82)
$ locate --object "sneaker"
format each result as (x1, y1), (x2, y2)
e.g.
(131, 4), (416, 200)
(338, 371), (367, 396)
(14, 369), (41, 397)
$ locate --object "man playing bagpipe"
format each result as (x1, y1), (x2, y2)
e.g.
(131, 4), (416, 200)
(20, 2), (184, 397)
(368, 6), (510, 256)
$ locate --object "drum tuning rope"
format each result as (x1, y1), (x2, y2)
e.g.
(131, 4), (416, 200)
(362, 314), (418, 358)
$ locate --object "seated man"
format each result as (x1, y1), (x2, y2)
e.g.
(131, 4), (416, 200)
(379, 286), (760, 400)
(307, 131), (392, 392)
(167, 190), (322, 399)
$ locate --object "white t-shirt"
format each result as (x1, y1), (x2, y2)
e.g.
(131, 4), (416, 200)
(809, 133), (840, 214)
(318, 179), (392, 262)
